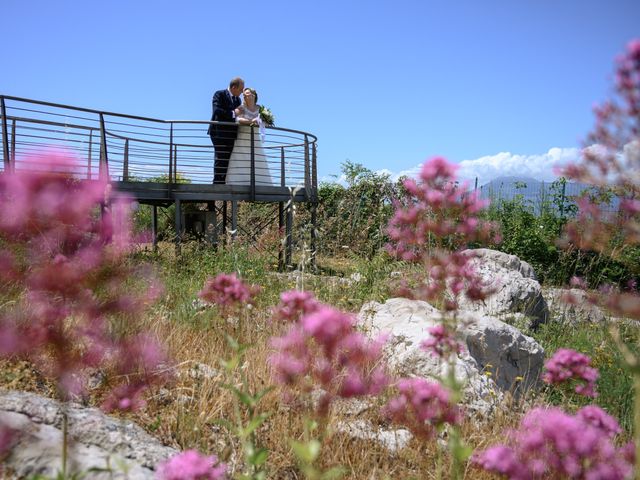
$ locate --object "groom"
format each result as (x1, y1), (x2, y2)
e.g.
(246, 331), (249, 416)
(208, 77), (244, 184)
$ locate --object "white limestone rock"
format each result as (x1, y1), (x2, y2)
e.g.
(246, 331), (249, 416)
(358, 298), (545, 411)
(459, 248), (549, 329)
(543, 288), (608, 324)
(0, 390), (176, 479)
(334, 420), (412, 453)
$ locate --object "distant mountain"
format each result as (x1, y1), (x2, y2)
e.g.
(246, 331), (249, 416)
(476, 176), (619, 214)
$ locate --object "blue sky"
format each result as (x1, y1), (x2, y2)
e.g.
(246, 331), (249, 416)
(2, 0), (639, 185)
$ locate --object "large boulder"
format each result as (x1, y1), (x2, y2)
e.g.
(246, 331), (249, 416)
(358, 298), (545, 412)
(543, 288), (608, 324)
(459, 248), (549, 329)
(0, 390), (176, 479)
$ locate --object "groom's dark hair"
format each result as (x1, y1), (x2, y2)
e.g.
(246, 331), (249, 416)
(229, 77), (244, 88)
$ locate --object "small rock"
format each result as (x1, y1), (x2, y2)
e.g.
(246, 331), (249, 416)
(334, 420), (412, 453)
(186, 362), (220, 381)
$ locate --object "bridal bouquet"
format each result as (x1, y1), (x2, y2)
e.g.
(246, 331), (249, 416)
(259, 105), (275, 127)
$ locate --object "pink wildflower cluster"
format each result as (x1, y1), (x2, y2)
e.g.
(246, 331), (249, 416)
(420, 324), (464, 358)
(272, 290), (320, 323)
(157, 450), (227, 480)
(387, 157), (498, 310)
(388, 157), (494, 260)
(102, 333), (169, 412)
(559, 39), (640, 321)
(542, 348), (599, 398)
(384, 377), (461, 440)
(0, 152), (168, 404)
(198, 273), (259, 311)
(269, 303), (389, 416)
(474, 406), (634, 479)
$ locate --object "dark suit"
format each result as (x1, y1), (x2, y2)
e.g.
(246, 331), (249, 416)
(208, 89), (241, 184)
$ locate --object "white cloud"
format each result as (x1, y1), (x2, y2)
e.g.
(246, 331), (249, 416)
(394, 147), (581, 187)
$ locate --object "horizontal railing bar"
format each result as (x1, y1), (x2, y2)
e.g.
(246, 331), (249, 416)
(7, 106), (103, 125)
(2, 95), (317, 143)
(1, 95), (169, 124)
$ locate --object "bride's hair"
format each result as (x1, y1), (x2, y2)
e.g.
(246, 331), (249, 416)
(244, 88), (258, 103)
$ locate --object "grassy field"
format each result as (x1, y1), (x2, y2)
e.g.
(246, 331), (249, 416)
(2, 239), (633, 478)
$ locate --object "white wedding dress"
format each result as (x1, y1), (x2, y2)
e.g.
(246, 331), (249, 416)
(226, 105), (274, 186)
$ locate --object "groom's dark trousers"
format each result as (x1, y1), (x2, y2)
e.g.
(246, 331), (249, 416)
(208, 89), (241, 184)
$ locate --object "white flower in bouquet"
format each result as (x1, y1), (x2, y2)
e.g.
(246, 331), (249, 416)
(258, 105), (275, 127)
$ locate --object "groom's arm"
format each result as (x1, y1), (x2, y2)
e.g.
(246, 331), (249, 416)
(211, 90), (233, 123)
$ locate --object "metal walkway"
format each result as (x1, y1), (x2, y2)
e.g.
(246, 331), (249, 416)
(0, 95), (319, 266)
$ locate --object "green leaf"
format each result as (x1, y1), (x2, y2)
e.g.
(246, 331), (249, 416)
(321, 467), (346, 480)
(225, 334), (240, 352)
(220, 357), (240, 371)
(253, 386), (275, 403)
(249, 447), (269, 466)
(220, 383), (254, 406)
(291, 439), (321, 464)
(242, 413), (270, 437)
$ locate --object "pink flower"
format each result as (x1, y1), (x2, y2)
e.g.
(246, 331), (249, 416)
(269, 303), (389, 416)
(474, 406), (632, 479)
(420, 324), (464, 358)
(577, 405), (622, 438)
(198, 273), (259, 309)
(386, 157), (498, 309)
(0, 152), (171, 405)
(384, 377), (461, 440)
(542, 348), (599, 397)
(157, 450), (227, 480)
(272, 290), (320, 322)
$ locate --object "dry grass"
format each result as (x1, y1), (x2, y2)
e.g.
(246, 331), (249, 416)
(0, 245), (544, 479)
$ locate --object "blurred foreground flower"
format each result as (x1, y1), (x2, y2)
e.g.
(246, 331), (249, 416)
(157, 450), (227, 480)
(0, 152), (169, 405)
(474, 406), (634, 479)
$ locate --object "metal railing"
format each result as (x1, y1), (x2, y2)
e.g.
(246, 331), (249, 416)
(0, 95), (318, 198)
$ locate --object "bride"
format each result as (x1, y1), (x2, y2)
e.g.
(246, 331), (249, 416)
(226, 88), (274, 186)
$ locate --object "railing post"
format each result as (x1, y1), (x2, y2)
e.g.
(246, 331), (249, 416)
(175, 198), (182, 256)
(310, 202), (317, 272)
(173, 144), (177, 182)
(278, 200), (285, 271)
(250, 125), (256, 201)
(222, 201), (228, 245)
(99, 113), (109, 180)
(169, 123), (174, 184)
(279, 146), (287, 271)
(1, 97), (11, 172)
(87, 130), (93, 180)
(152, 204), (158, 253)
(10, 119), (16, 169)
(123, 138), (129, 182)
(231, 200), (238, 241)
(312, 142), (317, 202)
(304, 135), (310, 201)
(285, 199), (293, 268)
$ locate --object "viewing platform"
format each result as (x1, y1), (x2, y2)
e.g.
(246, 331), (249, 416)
(0, 95), (319, 266)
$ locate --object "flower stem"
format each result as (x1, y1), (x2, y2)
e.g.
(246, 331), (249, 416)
(634, 373), (640, 475)
(62, 410), (68, 477)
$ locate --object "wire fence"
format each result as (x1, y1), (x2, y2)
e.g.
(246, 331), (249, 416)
(475, 178), (621, 215)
